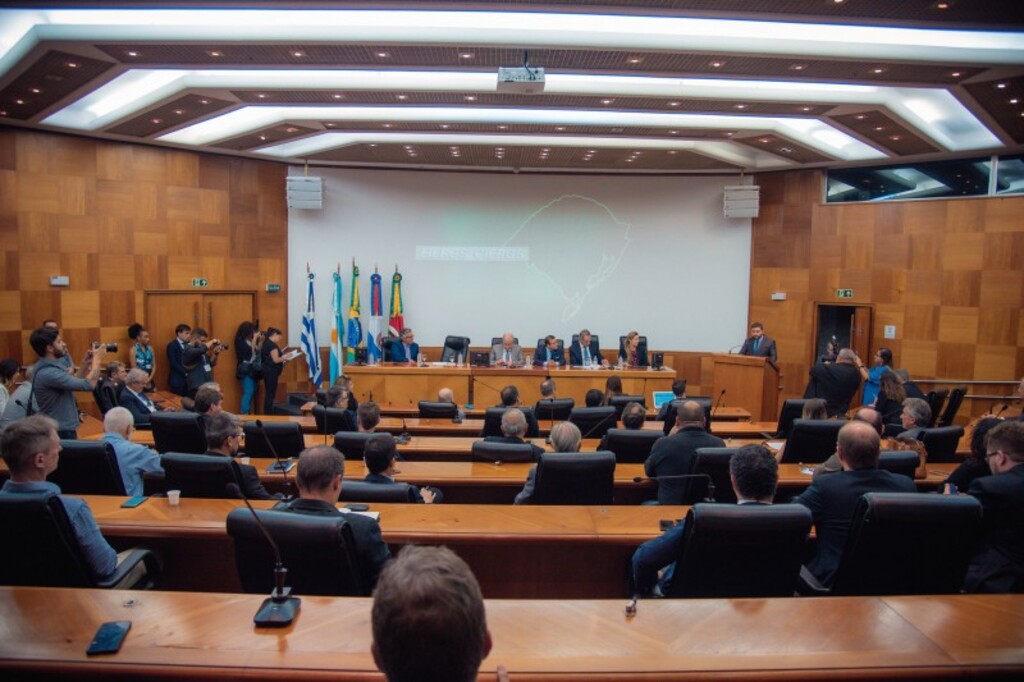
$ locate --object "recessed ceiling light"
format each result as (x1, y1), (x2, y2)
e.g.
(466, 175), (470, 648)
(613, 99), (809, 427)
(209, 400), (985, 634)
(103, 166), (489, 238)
(625, 158), (634, 162)
(950, 71), (961, 77)
(332, 93), (344, 99)
(207, 50), (223, 58)
(627, 57), (642, 64)
(440, 124), (451, 129)
(555, 126), (565, 131)
(377, 51), (390, 58)
(588, 150), (596, 154)
(126, 50), (139, 57)
(396, 94), (407, 100)
(0, 110), (7, 116)
(874, 126), (885, 131)
(29, 87), (41, 94)
(780, 147), (793, 153)
(996, 82), (1008, 89)
(258, 135), (267, 141)
(199, 99), (210, 105)
(801, 106), (813, 112)
(66, 62), (79, 68)
(285, 127), (298, 133)
(790, 64), (807, 71)
(709, 61), (724, 68)
(855, 114), (867, 119)
(1011, 98), (1021, 104)
(14, 99), (24, 105)
(669, 130), (678, 135)
(292, 51), (305, 58)
(667, 150), (677, 155)
(890, 135), (902, 140)
(368, 143), (377, 147)
(497, 125), (507, 130)
(459, 52), (474, 59)
(933, 1), (951, 9)
(382, 123), (392, 128)
(871, 67), (886, 74)
(464, 95), (477, 101)
(173, 109), (185, 115)
(759, 138), (770, 143)
(734, 103), (748, 109)
(150, 118), (162, 124)
(257, 93), (267, 99)
(601, 98), (613, 105)
(325, 123), (334, 128)
(668, 101), (680, 107)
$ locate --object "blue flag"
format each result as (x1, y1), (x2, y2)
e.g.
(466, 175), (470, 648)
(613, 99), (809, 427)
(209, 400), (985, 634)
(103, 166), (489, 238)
(300, 271), (322, 386)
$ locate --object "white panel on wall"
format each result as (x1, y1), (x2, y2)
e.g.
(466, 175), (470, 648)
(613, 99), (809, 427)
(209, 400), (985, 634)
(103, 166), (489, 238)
(289, 167), (752, 352)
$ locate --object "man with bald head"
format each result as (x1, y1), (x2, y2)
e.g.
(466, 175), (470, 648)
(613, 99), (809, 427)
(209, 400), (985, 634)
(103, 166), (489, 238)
(795, 420), (917, 588)
(812, 407), (883, 480)
(482, 408), (544, 460)
(803, 347), (863, 417)
(490, 332), (523, 368)
(645, 400), (725, 505)
(514, 421), (582, 504)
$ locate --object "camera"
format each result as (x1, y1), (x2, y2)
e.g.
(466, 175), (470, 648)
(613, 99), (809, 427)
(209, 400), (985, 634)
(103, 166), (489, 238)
(92, 342), (118, 352)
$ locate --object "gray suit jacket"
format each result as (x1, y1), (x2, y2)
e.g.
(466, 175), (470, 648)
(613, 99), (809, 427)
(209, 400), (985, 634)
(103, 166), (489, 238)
(490, 343), (523, 366)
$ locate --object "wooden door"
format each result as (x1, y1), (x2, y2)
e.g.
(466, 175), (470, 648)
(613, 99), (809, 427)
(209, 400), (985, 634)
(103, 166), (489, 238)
(851, 306), (873, 363)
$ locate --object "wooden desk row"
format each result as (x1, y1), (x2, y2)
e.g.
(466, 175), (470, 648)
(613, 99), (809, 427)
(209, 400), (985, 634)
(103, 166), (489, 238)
(2, 587), (1022, 680)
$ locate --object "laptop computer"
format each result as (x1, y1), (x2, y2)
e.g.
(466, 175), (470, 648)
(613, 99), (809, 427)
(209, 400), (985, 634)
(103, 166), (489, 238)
(652, 391), (676, 410)
(470, 351), (490, 367)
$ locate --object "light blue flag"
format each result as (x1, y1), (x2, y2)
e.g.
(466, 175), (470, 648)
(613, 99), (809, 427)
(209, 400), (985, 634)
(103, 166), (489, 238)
(300, 271), (323, 386)
(329, 268), (343, 383)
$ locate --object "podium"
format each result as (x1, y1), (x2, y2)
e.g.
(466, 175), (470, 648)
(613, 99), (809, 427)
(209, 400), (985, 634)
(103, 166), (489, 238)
(709, 354), (780, 422)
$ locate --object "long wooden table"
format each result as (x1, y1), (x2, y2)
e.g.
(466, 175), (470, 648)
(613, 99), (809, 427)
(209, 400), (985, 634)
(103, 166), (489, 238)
(2, 587), (1022, 680)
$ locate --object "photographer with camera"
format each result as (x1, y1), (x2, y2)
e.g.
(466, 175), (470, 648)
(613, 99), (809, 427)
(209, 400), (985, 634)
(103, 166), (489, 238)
(182, 327), (225, 399)
(28, 327), (106, 439)
(260, 327), (299, 415)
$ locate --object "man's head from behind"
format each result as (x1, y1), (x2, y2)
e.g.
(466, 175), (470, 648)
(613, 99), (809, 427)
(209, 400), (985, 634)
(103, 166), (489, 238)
(194, 386), (224, 415)
(550, 421), (582, 452)
(584, 388), (603, 407)
(985, 421), (1024, 475)
(358, 401), (381, 432)
(500, 408), (527, 438)
(437, 387), (455, 404)
(675, 400), (706, 429)
(372, 545), (490, 682)
(730, 444), (778, 503)
(0, 415), (60, 480)
(103, 406), (135, 437)
(853, 407), (883, 436)
(539, 379), (555, 398)
(621, 401), (646, 430)
(296, 445), (345, 502)
(205, 411), (242, 454)
(499, 385), (519, 407)
(364, 437), (398, 476)
(836, 420), (881, 471)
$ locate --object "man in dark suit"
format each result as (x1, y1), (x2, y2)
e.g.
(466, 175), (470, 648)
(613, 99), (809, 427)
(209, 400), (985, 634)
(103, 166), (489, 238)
(389, 328), (419, 365)
(803, 348), (863, 417)
(794, 420), (917, 588)
(363, 437), (441, 503)
(166, 323), (191, 396)
(276, 445), (392, 589)
(963, 420), (1024, 593)
(569, 328), (606, 367)
(202, 411), (279, 500)
(118, 368), (171, 428)
(645, 400), (725, 505)
(493, 385), (539, 438)
(533, 334), (565, 367)
(483, 408), (544, 460)
(739, 322), (778, 364)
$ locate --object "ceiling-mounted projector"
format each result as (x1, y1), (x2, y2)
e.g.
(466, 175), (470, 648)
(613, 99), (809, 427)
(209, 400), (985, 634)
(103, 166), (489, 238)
(497, 66), (545, 94)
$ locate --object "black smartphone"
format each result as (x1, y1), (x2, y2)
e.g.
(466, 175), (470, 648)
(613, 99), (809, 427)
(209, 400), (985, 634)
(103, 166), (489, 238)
(344, 503), (370, 512)
(86, 620), (131, 655)
(120, 496), (148, 508)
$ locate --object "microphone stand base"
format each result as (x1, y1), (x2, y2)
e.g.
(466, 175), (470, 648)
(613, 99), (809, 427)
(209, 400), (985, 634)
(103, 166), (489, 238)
(253, 594), (301, 627)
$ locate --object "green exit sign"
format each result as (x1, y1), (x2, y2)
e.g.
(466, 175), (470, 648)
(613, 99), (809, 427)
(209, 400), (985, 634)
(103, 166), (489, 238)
(836, 288), (853, 299)
(192, 278), (209, 288)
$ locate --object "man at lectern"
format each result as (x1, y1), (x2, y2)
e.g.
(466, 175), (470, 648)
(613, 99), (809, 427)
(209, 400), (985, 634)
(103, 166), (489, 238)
(739, 322), (777, 364)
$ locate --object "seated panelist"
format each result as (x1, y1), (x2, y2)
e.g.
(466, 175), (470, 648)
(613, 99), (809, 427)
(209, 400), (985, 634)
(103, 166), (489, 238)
(533, 335), (565, 367)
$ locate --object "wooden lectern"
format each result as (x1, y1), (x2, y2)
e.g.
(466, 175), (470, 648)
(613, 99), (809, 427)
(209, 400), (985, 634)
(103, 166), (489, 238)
(709, 354), (780, 422)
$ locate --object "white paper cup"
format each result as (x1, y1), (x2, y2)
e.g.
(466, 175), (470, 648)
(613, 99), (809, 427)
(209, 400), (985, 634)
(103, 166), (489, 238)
(167, 489), (181, 506)
(239, 456), (251, 465)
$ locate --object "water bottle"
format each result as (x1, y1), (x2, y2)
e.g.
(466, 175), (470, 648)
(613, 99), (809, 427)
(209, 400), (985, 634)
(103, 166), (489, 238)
(456, 352), (462, 367)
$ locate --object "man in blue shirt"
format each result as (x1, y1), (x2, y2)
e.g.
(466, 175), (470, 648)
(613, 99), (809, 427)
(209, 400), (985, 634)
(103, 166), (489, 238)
(0, 415), (118, 581)
(101, 407), (164, 497)
(30, 326), (105, 439)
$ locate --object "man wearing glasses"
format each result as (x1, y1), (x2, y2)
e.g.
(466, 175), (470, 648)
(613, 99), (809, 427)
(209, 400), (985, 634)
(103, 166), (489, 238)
(202, 411), (279, 500)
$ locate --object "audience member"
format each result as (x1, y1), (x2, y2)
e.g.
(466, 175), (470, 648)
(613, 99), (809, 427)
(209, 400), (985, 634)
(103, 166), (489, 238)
(645, 400), (725, 505)
(657, 379), (687, 420)
(193, 385), (224, 418)
(802, 398), (828, 421)
(358, 401), (381, 432)
(860, 347), (894, 406)
(945, 417), (1001, 493)
(893, 368), (925, 399)
(803, 348), (862, 417)
(119, 368), (169, 428)
(620, 401), (646, 430)
(363, 437), (441, 503)
(812, 407), (883, 480)
(485, 408), (544, 461)
(0, 365), (37, 431)
(324, 384), (357, 430)
(873, 371), (907, 430)
(127, 322), (156, 391)
(100, 407), (163, 497)
(897, 397), (932, 439)
(234, 321), (263, 415)
(0, 358), (20, 415)
(584, 388), (604, 408)
(602, 375), (623, 406)
(497, 385), (539, 437)
(514, 421), (582, 504)
(202, 412), (277, 500)
(94, 361), (127, 414)
(166, 323), (192, 396)
(437, 386), (465, 421)
(30, 326), (104, 439)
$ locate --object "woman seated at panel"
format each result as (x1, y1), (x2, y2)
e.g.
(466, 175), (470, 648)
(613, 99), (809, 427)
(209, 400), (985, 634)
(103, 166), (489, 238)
(619, 331), (648, 368)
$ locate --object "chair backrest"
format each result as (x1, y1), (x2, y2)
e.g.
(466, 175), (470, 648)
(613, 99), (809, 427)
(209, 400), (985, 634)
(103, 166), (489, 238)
(471, 439), (537, 463)
(530, 451), (616, 505)
(693, 447), (741, 503)
(339, 480), (417, 502)
(607, 394), (646, 419)
(661, 397), (713, 436)
(780, 419), (844, 464)
(775, 399), (809, 438)
(440, 335), (470, 362)
(490, 336), (520, 347)
(936, 387), (966, 427)
(533, 398), (575, 421)
(242, 421), (306, 459)
(312, 404), (356, 434)
(0, 492), (96, 587)
(93, 382), (119, 415)
(829, 492), (983, 596)
(150, 411), (207, 454)
(161, 453), (242, 499)
(618, 334), (648, 350)
(925, 389), (949, 428)
(417, 401), (458, 419)
(48, 440), (126, 495)
(226, 508), (366, 597)
(600, 428), (662, 463)
(381, 337), (398, 362)
(570, 333), (601, 348)
(568, 406), (617, 440)
(919, 425), (965, 464)
(534, 338), (564, 351)
(666, 503), (813, 598)
(877, 450), (920, 479)
(332, 432), (392, 460)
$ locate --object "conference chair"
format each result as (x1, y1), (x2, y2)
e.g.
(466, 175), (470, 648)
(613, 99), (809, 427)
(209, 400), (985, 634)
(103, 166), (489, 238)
(440, 335), (470, 363)
(661, 397), (714, 436)
(534, 337), (565, 356)
(529, 451), (616, 505)
(568, 406), (617, 440)
(47, 440), (126, 496)
(418, 400), (458, 419)
(333, 432), (393, 460)
(0, 492), (161, 589)
(312, 404), (356, 434)
(607, 394), (646, 419)
(919, 425), (966, 464)
(92, 381), (119, 416)
(775, 399), (809, 438)
(877, 450), (920, 479)
(243, 421), (305, 459)
(226, 508), (366, 597)
(779, 419), (843, 464)
(490, 336), (520, 347)
(599, 428), (662, 463)
(618, 334), (648, 357)
(150, 411), (207, 454)
(471, 439), (537, 463)
(338, 480), (418, 503)
(161, 453), (241, 499)
(570, 333), (601, 349)
(663, 504), (813, 599)
(935, 387), (966, 427)
(480, 406), (540, 438)
(798, 492), (982, 596)
(533, 397), (574, 421)
(924, 389), (949, 428)
(381, 337), (398, 363)
(693, 447), (741, 504)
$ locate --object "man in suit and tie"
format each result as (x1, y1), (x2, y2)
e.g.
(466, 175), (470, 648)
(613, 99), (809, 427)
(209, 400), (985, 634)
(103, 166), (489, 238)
(490, 332), (523, 367)
(118, 368), (173, 428)
(533, 335), (565, 367)
(389, 328), (420, 365)
(166, 323), (191, 396)
(739, 322), (777, 363)
(202, 411), (278, 500)
(569, 328), (607, 367)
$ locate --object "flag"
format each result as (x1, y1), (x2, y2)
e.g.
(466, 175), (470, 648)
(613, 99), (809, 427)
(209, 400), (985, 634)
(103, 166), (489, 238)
(300, 270), (323, 387)
(367, 269), (385, 363)
(388, 268), (404, 337)
(345, 262), (362, 362)
(329, 266), (343, 383)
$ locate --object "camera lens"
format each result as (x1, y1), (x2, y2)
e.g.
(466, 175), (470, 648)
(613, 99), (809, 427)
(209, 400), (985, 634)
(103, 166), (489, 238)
(105, 342), (118, 352)
(220, 343), (229, 350)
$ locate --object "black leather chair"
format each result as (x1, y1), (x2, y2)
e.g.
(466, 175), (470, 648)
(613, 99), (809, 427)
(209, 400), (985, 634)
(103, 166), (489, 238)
(333, 432), (392, 460)
(471, 439), (537, 463)
(161, 453), (241, 499)
(661, 397), (713, 436)
(925, 389), (949, 427)
(877, 450), (919, 479)
(798, 492), (983, 596)
(338, 480), (417, 503)
(242, 421), (305, 458)
(271, 402), (304, 416)
(381, 337), (399, 363)
(779, 419), (843, 464)
(664, 503), (813, 598)
(599, 428), (662, 463)
(440, 335), (470, 363)
(47, 440), (126, 495)
(936, 387), (966, 427)
(693, 447), (741, 503)
(0, 492), (161, 589)
(479, 406), (539, 438)
(93, 381), (119, 415)
(775, 399), (809, 438)
(490, 336), (520, 347)
(919, 425), (965, 464)
(150, 411), (207, 454)
(607, 394), (645, 419)
(533, 398), (575, 421)
(568, 406), (617, 440)
(418, 400), (458, 419)
(226, 508), (367, 596)
(312, 404), (356, 434)
(529, 451), (616, 505)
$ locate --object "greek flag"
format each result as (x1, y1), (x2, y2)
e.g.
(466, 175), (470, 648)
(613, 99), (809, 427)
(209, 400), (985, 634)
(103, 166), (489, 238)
(329, 268), (343, 383)
(300, 271), (323, 386)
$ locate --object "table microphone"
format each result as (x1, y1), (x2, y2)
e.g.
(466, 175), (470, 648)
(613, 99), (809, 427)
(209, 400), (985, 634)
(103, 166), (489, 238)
(255, 419), (293, 498)
(226, 471), (300, 627)
(632, 473), (716, 503)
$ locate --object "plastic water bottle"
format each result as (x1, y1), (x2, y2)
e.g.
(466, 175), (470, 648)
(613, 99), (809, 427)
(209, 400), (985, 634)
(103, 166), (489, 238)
(456, 352), (462, 367)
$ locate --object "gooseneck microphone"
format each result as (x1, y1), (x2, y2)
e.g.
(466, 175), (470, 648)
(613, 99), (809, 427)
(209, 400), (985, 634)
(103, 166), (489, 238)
(711, 389), (727, 417)
(633, 473), (716, 503)
(255, 419), (292, 498)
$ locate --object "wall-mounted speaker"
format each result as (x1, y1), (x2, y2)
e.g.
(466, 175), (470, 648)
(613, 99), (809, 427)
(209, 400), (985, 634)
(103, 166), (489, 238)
(287, 176), (323, 210)
(723, 185), (760, 218)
